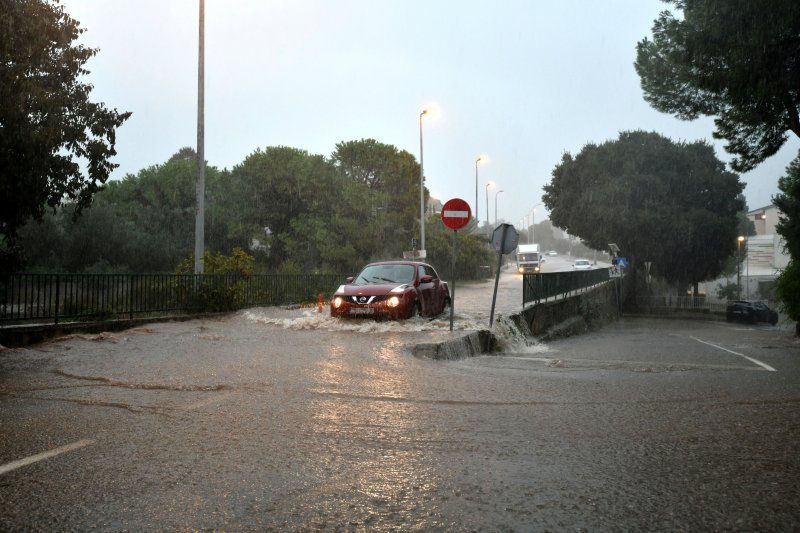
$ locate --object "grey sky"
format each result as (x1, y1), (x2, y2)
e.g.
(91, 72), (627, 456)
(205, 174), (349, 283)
(63, 0), (798, 228)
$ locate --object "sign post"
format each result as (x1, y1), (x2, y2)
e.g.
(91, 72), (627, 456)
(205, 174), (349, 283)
(489, 223), (519, 327)
(441, 199), (471, 331)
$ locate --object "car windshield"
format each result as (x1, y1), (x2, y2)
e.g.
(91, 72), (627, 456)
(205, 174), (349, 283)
(353, 264), (415, 285)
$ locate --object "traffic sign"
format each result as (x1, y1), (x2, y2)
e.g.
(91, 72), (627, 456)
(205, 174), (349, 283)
(441, 198), (471, 230)
(491, 223), (518, 254)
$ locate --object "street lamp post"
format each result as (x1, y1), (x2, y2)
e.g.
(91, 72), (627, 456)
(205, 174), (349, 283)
(485, 181), (494, 228)
(194, 0), (205, 274)
(495, 190), (504, 226)
(475, 156), (483, 222)
(531, 203), (541, 244)
(745, 236), (750, 299)
(737, 236), (745, 297)
(418, 109), (428, 253)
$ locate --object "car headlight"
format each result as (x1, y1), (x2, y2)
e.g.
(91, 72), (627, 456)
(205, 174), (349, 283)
(387, 296), (400, 307)
(333, 296), (343, 308)
(336, 285), (345, 293)
(390, 284), (408, 293)
(518, 267), (524, 273)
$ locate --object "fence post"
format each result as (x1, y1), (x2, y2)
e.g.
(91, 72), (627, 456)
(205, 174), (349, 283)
(129, 274), (133, 320)
(54, 274), (60, 325)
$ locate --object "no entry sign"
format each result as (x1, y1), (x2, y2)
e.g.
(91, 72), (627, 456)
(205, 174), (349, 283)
(441, 198), (471, 230)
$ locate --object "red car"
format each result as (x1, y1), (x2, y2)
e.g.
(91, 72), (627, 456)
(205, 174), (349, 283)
(330, 261), (450, 319)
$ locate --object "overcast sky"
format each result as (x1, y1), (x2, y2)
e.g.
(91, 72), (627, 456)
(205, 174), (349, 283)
(62, 0), (799, 228)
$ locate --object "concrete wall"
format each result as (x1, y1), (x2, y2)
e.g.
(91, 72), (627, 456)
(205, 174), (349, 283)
(414, 280), (622, 360)
(515, 280), (621, 341)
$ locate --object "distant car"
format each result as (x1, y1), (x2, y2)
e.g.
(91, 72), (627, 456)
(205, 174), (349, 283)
(330, 261), (450, 320)
(726, 300), (778, 325)
(547, 250), (557, 256)
(572, 259), (592, 270)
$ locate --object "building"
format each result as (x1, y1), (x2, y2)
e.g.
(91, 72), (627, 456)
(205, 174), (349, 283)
(702, 205), (788, 302)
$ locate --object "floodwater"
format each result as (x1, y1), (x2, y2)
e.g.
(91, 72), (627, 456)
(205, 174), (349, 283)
(2, 268), (798, 531)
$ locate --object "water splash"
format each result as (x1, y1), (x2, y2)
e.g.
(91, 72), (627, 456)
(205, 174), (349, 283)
(242, 308), (489, 333)
(242, 307), (548, 356)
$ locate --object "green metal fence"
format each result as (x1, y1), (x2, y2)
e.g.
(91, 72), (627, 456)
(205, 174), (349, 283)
(0, 273), (347, 326)
(522, 268), (613, 306)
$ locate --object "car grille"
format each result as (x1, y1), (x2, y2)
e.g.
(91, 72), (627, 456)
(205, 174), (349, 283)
(349, 295), (389, 304)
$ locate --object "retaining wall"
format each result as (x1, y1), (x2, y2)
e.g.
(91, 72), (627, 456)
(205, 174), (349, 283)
(414, 280), (622, 360)
(517, 280), (622, 341)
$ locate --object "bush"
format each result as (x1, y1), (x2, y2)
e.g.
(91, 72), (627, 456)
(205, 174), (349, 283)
(175, 248), (254, 312)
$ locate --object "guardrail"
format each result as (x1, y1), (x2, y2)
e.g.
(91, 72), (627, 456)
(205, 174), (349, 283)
(522, 268), (613, 306)
(0, 273), (347, 326)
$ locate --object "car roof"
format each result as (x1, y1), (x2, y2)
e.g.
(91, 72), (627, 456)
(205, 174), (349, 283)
(365, 260), (427, 267)
(362, 260), (433, 271)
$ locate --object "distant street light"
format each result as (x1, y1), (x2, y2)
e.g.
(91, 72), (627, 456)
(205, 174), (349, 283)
(495, 189), (504, 226)
(418, 108), (428, 252)
(475, 155), (484, 221)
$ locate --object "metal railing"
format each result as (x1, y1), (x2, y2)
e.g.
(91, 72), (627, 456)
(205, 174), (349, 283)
(0, 273), (347, 326)
(522, 268), (613, 306)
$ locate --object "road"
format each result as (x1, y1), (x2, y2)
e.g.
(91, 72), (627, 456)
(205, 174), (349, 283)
(1, 268), (798, 531)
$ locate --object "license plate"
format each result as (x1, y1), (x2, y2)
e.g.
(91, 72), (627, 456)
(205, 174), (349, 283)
(349, 307), (375, 315)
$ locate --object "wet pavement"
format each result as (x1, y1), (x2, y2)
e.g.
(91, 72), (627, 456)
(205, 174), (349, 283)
(1, 269), (799, 531)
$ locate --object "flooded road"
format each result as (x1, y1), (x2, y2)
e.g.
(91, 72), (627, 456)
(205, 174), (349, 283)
(1, 270), (799, 531)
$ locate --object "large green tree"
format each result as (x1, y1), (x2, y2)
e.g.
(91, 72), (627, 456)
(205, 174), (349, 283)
(543, 131), (744, 290)
(774, 153), (800, 260)
(635, 0), (800, 172)
(0, 0), (131, 270)
(226, 146), (347, 270)
(773, 152), (800, 332)
(18, 150), (223, 273)
(331, 139), (423, 256)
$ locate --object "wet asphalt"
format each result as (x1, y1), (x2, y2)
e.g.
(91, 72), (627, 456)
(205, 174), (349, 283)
(1, 269), (799, 531)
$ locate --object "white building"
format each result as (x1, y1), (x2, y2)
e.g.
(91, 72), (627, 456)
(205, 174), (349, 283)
(702, 205), (789, 302)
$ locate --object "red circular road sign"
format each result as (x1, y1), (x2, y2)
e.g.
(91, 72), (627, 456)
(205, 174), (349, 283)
(441, 198), (472, 230)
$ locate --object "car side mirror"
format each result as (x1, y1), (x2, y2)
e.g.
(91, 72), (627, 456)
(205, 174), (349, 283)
(346, 276), (354, 283)
(420, 275), (433, 283)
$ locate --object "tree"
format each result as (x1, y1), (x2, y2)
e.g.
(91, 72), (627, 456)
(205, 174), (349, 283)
(331, 139), (423, 256)
(101, 153), (224, 271)
(226, 146), (346, 270)
(542, 131), (744, 292)
(635, 0), (800, 172)
(0, 0), (131, 270)
(773, 153), (800, 261)
(773, 151), (800, 333)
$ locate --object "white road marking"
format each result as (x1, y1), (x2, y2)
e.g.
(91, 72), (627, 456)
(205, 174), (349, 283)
(0, 439), (95, 475)
(690, 336), (776, 372)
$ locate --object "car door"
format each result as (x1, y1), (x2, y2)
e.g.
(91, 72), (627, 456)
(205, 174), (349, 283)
(417, 264), (439, 314)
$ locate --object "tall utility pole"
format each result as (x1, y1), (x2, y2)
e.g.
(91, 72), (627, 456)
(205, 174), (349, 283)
(418, 109), (427, 253)
(194, 0), (205, 274)
(474, 156), (482, 222)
